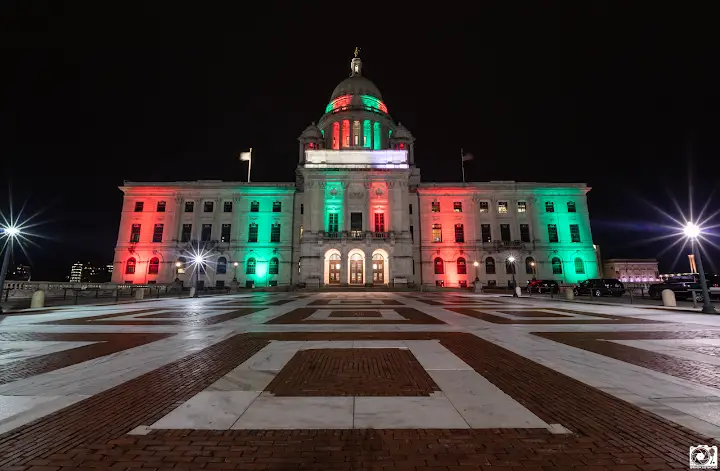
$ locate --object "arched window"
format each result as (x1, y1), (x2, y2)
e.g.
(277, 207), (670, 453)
(353, 120), (360, 146)
(125, 257), (136, 274)
(552, 257), (563, 274)
(457, 257), (467, 274)
(269, 257), (279, 275)
(342, 120), (350, 148)
(217, 257), (227, 274)
(574, 257), (585, 274)
(148, 257), (159, 275)
(434, 257), (444, 274)
(525, 257), (535, 275)
(332, 122), (340, 149)
(246, 257), (256, 275)
(485, 257), (495, 275)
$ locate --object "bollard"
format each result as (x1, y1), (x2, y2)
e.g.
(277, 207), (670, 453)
(30, 290), (45, 308)
(189, 287), (196, 298)
(690, 290), (698, 309)
(515, 286), (522, 297)
(134, 289), (145, 300)
(565, 288), (574, 300)
(661, 289), (676, 307)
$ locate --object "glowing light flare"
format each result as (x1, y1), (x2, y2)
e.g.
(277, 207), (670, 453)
(2, 226), (20, 237)
(507, 256), (516, 263)
(684, 222), (701, 239)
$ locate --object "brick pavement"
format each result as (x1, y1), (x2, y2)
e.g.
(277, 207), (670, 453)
(266, 307), (446, 325)
(328, 311), (383, 317)
(39, 307), (266, 326)
(447, 307), (662, 324)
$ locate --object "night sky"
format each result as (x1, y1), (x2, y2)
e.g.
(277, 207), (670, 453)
(2, 3), (719, 281)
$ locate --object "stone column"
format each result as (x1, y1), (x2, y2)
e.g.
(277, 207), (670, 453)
(342, 181), (350, 233)
(365, 250), (373, 286)
(389, 180), (402, 232)
(363, 180), (371, 232)
(339, 248), (348, 285)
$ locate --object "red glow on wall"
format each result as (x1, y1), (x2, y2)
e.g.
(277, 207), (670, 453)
(332, 122), (340, 149)
(378, 101), (388, 113)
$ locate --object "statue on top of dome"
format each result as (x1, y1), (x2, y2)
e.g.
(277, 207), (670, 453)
(354, 47), (360, 58)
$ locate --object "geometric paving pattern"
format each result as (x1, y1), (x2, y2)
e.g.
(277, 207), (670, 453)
(448, 306), (664, 324)
(266, 307), (446, 324)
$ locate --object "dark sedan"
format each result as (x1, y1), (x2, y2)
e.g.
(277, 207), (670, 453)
(573, 278), (625, 297)
(526, 279), (560, 294)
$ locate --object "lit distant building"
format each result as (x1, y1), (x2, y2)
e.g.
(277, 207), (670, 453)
(603, 259), (660, 283)
(9, 264), (31, 281)
(112, 53), (600, 287)
(69, 262), (84, 282)
(69, 262), (113, 283)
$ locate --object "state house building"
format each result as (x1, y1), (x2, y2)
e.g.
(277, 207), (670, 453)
(112, 55), (600, 288)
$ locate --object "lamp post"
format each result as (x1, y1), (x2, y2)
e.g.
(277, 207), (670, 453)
(684, 222), (715, 314)
(507, 255), (517, 297)
(192, 254), (205, 298)
(0, 226), (21, 314)
(175, 261), (182, 278)
(233, 261), (239, 281)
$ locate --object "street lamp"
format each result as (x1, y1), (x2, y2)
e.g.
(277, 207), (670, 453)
(507, 255), (518, 297)
(192, 254), (205, 298)
(683, 222), (715, 314)
(0, 226), (21, 314)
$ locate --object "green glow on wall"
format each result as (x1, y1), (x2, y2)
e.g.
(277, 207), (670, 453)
(321, 129), (325, 137)
(363, 120), (371, 148)
(256, 261), (267, 278)
(324, 182), (344, 231)
(373, 122), (381, 150)
(360, 95), (388, 114)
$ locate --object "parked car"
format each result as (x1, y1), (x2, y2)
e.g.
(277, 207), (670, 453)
(648, 278), (705, 302)
(526, 279), (560, 294)
(573, 278), (625, 297)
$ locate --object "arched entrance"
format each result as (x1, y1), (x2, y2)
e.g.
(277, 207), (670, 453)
(329, 254), (341, 284)
(372, 254), (384, 283)
(350, 253), (363, 284)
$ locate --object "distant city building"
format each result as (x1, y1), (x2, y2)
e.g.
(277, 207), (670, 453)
(603, 259), (659, 282)
(69, 262), (113, 283)
(8, 264), (31, 281)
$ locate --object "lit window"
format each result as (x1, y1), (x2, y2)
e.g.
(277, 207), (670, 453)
(567, 201), (576, 212)
(130, 224), (141, 243)
(271, 224), (281, 243)
(548, 224), (558, 243)
(485, 257), (495, 275)
(250, 201), (259, 212)
(152, 224), (164, 243)
(457, 257), (467, 275)
(353, 120), (360, 146)
(498, 202), (508, 214)
(156, 201), (166, 212)
(363, 120), (371, 148)
(552, 257), (563, 274)
(224, 201), (233, 212)
(342, 120), (350, 147)
(201, 224), (212, 242)
(273, 201), (282, 212)
(176, 257), (186, 274)
(431, 201), (440, 212)
(574, 257), (585, 274)
(217, 257), (227, 274)
(332, 122), (340, 150)
(328, 213), (339, 233)
(269, 257), (279, 275)
(517, 202), (526, 213)
(479, 201), (489, 213)
(545, 202), (555, 212)
(221, 224), (231, 243)
(373, 122), (381, 150)
(374, 213), (385, 233)
(570, 224), (581, 242)
(453, 202), (462, 212)
(525, 257), (535, 274)
(246, 258), (256, 275)
(134, 201), (144, 212)
(184, 201), (194, 213)
(148, 257), (159, 275)
(204, 201), (214, 213)
(454, 224), (464, 243)
(248, 223), (258, 242)
(299, 225), (303, 241)
(125, 258), (136, 274)
(432, 224), (442, 242)
(434, 258), (444, 274)
(181, 224), (192, 242)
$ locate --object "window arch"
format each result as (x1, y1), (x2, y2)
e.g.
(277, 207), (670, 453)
(485, 257), (495, 275)
(525, 257), (535, 275)
(434, 257), (444, 274)
(552, 257), (563, 274)
(269, 257), (279, 275)
(125, 257), (136, 274)
(574, 257), (585, 274)
(342, 119), (350, 148)
(332, 122), (340, 149)
(217, 257), (227, 275)
(246, 257), (256, 275)
(148, 257), (159, 275)
(457, 257), (467, 275)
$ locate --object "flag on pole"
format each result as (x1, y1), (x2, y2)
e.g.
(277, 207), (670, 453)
(239, 150), (252, 161)
(462, 152), (474, 162)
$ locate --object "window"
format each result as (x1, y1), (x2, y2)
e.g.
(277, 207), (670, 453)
(545, 201), (554, 212)
(431, 201), (440, 212)
(570, 224), (581, 242)
(246, 258), (256, 274)
(148, 257), (159, 275)
(185, 201), (194, 212)
(552, 257), (563, 274)
(548, 224), (558, 243)
(453, 202), (462, 212)
(479, 201), (489, 213)
(299, 225), (303, 241)
(434, 257), (444, 274)
(373, 121), (381, 150)
(574, 257), (585, 274)
(181, 224), (192, 242)
(221, 224), (231, 243)
(457, 257), (467, 275)
(485, 257), (495, 275)
(353, 120), (360, 146)
(363, 120), (371, 148)
(134, 202), (144, 212)
(454, 224), (464, 243)
(525, 257), (535, 275)
(332, 122), (340, 149)
(328, 213), (339, 232)
(300, 204), (304, 215)
(481, 224), (491, 242)
(409, 225), (414, 242)
(248, 223), (258, 242)
(125, 258), (136, 274)
(273, 201), (282, 212)
(408, 204), (412, 215)
(156, 201), (166, 212)
(498, 202), (508, 214)
(130, 224), (141, 243)
(520, 224), (530, 242)
(269, 257), (279, 275)
(201, 224), (212, 242)
(152, 224), (164, 243)
(517, 201), (526, 213)
(216, 280), (225, 288)
(176, 257), (186, 274)
(204, 201), (214, 213)
(567, 201), (576, 212)
(342, 119), (350, 147)
(500, 224), (511, 242)
(350, 212), (362, 231)
(432, 224), (442, 242)
(374, 213), (385, 232)
(217, 257), (227, 275)
(224, 201), (233, 213)
(250, 201), (259, 212)
(271, 224), (281, 242)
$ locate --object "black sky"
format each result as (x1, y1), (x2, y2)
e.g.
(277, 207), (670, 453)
(2, 3), (720, 281)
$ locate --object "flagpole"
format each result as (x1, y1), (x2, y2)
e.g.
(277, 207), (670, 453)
(248, 147), (252, 183)
(460, 148), (465, 184)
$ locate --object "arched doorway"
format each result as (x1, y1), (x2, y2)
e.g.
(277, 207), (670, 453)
(372, 254), (384, 283)
(329, 254), (341, 284)
(350, 253), (363, 284)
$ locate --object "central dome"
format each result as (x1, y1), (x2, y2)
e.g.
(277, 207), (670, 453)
(331, 74), (383, 100)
